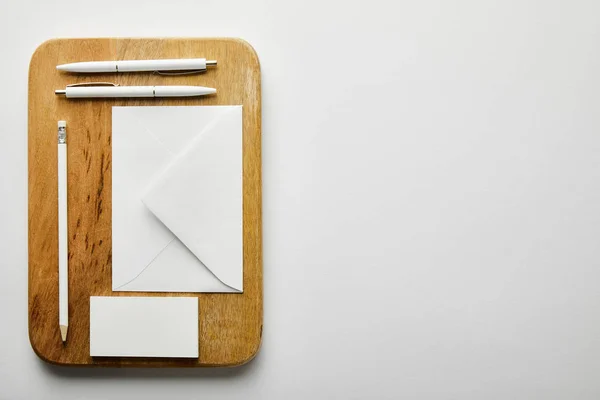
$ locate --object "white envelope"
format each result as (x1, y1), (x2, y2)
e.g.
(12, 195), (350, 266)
(112, 106), (243, 293)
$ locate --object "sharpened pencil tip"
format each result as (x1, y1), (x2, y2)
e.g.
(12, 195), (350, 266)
(60, 325), (68, 342)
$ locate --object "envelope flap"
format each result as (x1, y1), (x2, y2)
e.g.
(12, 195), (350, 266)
(141, 106), (243, 291)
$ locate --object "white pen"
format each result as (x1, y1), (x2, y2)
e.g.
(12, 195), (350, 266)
(58, 121), (68, 343)
(57, 58), (217, 73)
(54, 83), (216, 98)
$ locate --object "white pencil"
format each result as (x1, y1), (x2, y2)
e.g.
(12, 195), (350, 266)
(58, 121), (68, 342)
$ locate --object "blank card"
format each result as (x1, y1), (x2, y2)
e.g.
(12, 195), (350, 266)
(90, 296), (198, 358)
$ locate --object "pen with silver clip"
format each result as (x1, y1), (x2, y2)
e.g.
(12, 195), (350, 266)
(54, 83), (217, 99)
(57, 58), (217, 74)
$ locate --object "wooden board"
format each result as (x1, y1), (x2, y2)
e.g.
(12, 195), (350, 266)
(28, 38), (262, 367)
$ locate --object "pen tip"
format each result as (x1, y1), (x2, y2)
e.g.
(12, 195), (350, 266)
(60, 325), (68, 342)
(56, 65), (66, 71)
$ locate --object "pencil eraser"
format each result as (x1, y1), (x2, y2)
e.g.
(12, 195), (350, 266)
(58, 120), (66, 128)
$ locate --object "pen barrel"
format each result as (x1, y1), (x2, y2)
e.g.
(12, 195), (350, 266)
(59, 61), (118, 73)
(58, 59), (208, 73)
(58, 143), (68, 327)
(65, 86), (216, 98)
(66, 86), (155, 98)
(154, 86), (216, 97)
(118, 58), (207, 72)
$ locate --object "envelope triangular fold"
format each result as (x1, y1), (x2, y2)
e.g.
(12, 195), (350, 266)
(114, 239), (233, 292)
(141, 106), (243, 291)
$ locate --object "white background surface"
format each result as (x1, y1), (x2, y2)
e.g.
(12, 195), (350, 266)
(1, 0), (600, 398)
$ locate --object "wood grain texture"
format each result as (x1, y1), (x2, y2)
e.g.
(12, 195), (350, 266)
(28, 38), (262, 367)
